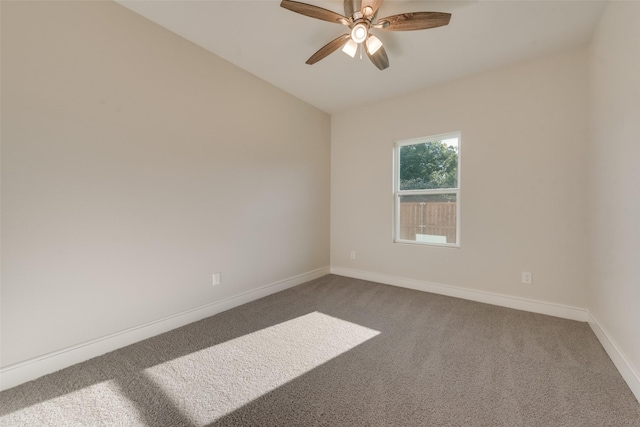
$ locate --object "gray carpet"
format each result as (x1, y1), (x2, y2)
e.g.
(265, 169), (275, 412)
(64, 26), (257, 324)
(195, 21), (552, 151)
(1, 274), (639, 426)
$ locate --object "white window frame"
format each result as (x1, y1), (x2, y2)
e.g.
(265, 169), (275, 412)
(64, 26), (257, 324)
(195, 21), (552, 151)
(393, 132), (461, 248)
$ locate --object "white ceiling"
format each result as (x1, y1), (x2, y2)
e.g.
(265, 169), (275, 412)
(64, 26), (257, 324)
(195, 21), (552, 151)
(116, 0), (606, 114)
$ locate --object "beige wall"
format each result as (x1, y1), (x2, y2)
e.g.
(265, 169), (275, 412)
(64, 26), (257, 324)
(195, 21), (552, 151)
(331, 47), (590, 308)
(588, 1), (640, 382)
(1, 1), (330, 366)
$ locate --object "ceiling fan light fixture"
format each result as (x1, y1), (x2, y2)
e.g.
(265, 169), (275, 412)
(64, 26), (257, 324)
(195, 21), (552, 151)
(342, 39), (358, 58)
(351, 23), (368, 43)
(366, 35), (382, 55)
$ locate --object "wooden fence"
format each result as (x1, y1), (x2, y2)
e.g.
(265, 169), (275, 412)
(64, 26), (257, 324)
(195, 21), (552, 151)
(399, 201), (457, 243)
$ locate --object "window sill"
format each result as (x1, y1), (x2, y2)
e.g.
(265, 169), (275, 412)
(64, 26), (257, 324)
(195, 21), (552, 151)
(393, 239), (461, 249)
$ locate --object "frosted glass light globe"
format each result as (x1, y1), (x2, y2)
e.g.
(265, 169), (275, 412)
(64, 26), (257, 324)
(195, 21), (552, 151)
(351, 23), (367, 44)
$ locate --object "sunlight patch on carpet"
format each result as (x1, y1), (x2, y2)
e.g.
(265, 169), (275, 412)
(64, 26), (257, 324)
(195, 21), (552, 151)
(0, 379), (144, 425)
(144, 311), (380, 424)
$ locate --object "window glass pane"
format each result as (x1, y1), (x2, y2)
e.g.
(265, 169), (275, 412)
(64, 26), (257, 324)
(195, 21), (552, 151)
(398, 194), (457, 244)
(399, 139), (458, 190)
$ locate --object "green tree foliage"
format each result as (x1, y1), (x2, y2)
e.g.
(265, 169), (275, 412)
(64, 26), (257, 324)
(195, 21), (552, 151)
(400, 141), (458, 190)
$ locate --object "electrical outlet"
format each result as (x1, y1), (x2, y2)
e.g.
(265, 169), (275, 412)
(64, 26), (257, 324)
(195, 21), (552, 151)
(521, 272), (532, 285)
(213, 272), (221, 286)
(350, 250), (356, 260)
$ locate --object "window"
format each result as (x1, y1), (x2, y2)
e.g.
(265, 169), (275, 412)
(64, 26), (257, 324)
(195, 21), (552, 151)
(394, 132), (460, 247)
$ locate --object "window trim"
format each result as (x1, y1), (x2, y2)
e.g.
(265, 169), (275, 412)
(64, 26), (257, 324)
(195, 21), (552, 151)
(393, 132), (461, 248)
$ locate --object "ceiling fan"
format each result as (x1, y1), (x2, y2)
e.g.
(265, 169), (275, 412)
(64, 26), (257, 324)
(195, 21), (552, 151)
(280, 0), (451, 70)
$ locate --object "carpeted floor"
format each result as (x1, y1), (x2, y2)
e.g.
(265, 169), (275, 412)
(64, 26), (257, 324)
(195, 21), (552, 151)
(1, 274), (639, 426)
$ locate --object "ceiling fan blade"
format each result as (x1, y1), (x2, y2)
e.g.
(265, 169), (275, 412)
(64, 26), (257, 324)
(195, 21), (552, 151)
(377, 12), (451, 31)
(366, 43), (389, 70)
(306, 34), (351, 65)
(281, 0), (349, 25)
(344, 0), (359, 17)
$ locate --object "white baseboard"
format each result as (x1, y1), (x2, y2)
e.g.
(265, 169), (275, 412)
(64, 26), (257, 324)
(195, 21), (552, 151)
(330, 267), (588, 322)
(0, 267), (330, 391)
(587, 312), (640, 402)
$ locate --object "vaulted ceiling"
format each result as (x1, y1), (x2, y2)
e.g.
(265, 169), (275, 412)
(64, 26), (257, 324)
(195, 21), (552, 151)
(116, 0), (606, 113)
